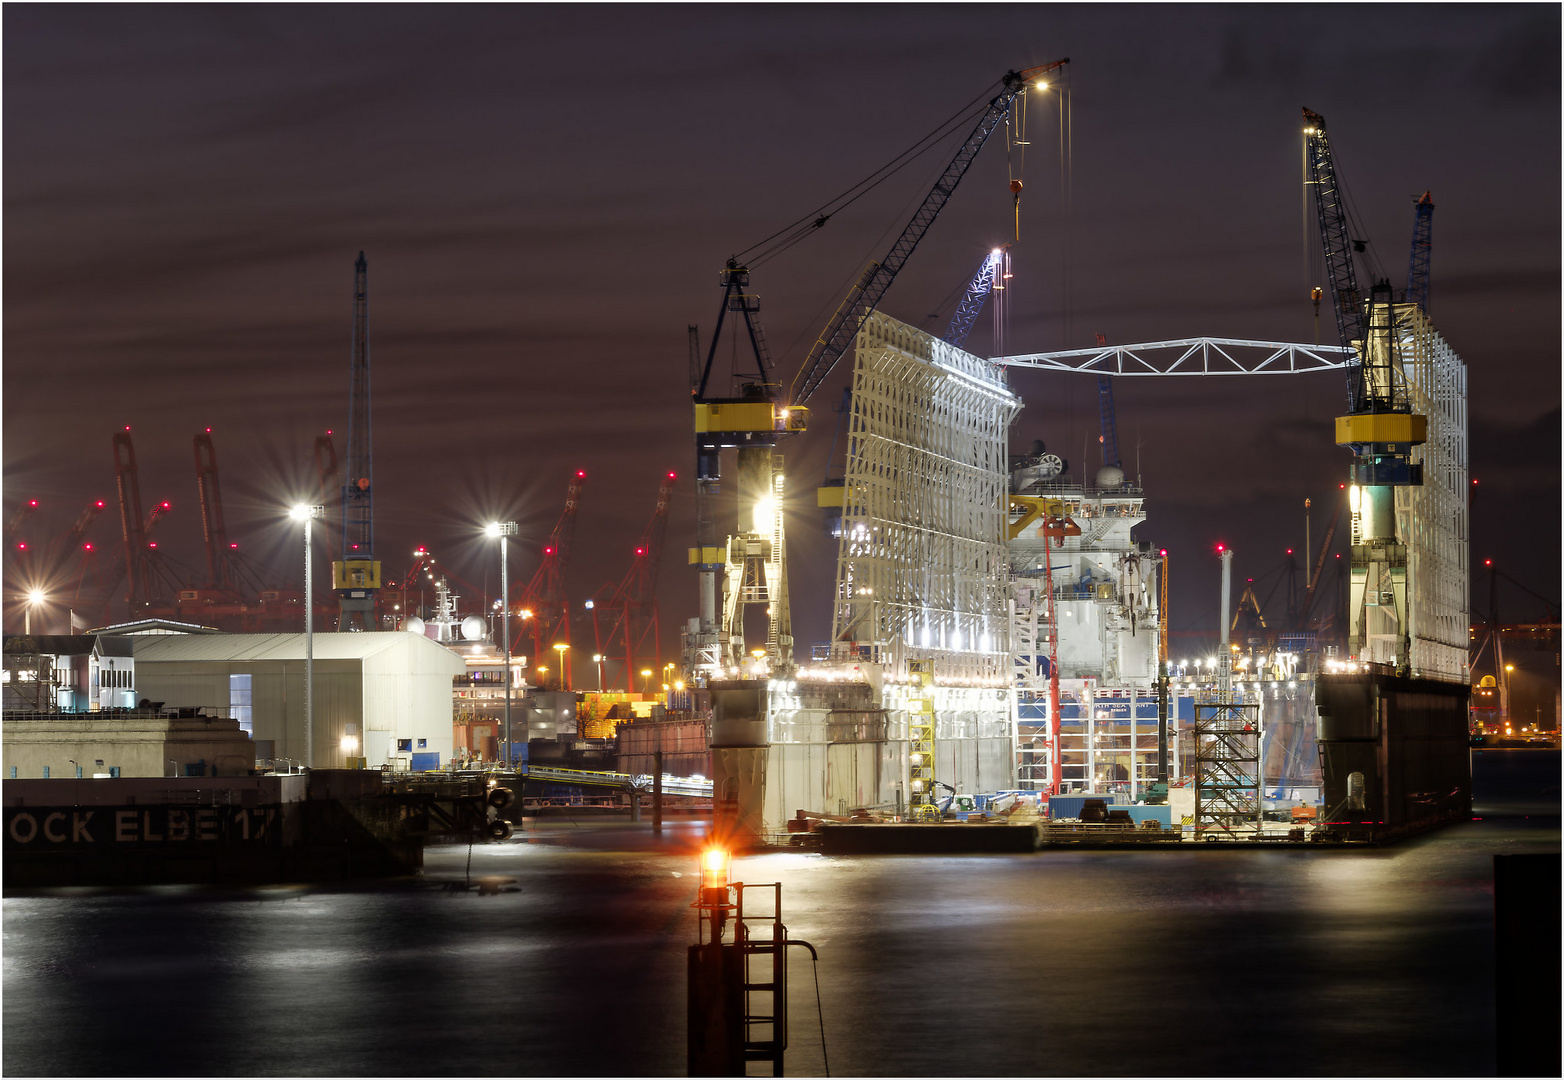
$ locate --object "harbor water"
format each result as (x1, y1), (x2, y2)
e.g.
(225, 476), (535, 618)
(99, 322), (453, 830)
(3, 749), (1556, 1076)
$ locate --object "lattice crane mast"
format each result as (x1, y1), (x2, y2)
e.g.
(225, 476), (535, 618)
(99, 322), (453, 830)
(335, 252), (380, 630)
(1302, 108), (1426, 670)
(518, 470), (587, 689)
(1406, 191), (1434, 314)
(944, 248), (1005, 350)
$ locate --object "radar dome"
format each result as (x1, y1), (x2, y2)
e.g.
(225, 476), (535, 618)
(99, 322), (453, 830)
(461, 615), (488, 641)
(1095, 465), (1125, 489)
(401, 616), (426, 635)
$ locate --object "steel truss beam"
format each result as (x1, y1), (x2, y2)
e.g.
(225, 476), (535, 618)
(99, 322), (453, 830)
(997, 338), (1352, 376)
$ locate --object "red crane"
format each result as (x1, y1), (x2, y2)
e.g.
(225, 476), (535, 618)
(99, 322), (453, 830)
(516, 470), (587, 689)
(110, 429), (180, 619)
(194, 430), (238, 595)
(591, 471), (677, 690)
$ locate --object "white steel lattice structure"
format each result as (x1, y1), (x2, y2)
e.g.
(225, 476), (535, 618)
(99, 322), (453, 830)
(1390, 303), (1469, 683)
(999, 338), (1352, 375)
(831, 312), (1021, 680)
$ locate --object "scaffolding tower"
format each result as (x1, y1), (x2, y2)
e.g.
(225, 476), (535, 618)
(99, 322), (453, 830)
(1193, 699), (1262, 839)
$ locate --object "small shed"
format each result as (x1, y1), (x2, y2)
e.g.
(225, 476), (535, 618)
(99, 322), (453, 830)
(133, 632), (462, 769)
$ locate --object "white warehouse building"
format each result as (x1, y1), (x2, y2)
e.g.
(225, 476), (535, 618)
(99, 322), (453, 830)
(132, 632), (462, 770)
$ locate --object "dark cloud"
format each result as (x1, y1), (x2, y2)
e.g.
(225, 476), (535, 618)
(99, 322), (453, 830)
(3, 5), (1558, 641)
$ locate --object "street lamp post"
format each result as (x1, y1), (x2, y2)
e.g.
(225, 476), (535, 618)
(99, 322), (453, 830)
(290, 504), (324, 768)
(640, 668), (653, 693)
(553, 642), (569, 690)
(485, 522), (518, 765)
(24, 589), (44, 635)
(592, 654), (604, 692)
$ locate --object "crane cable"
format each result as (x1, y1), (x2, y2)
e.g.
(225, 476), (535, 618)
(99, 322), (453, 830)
(731, 78), (1005, 269)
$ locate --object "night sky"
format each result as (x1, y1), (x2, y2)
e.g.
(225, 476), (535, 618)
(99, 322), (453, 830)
(5, 5), (1559, 662)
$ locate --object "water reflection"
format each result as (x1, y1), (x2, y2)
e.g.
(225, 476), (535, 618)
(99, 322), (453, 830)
(4, 754), (1555, 1077)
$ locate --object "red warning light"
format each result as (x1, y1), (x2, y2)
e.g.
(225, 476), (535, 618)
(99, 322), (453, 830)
(28, 499), (38, 508)
(1338, 483), (1345, 489)
(124, 425), (131, 431)
(229, 543), (239, 549)
(16, 542), (26, 550)
(636, 547), (646, 555)
(205, 427), (212, 433)
(1215, 543), (1226, 553)
(161, 501), (170, 509)
(1286, 548), (1293, 555)
(545, 546), (556, 556)
(1158, 549), (1168, 557)
(1484, 558), (1492, 567)
(83, 543), (93, 551)
(95, 501), (105, 509)
(667, 472), (677, 480)
(576, 470), (586, 478)
(148, 542), (157, 549)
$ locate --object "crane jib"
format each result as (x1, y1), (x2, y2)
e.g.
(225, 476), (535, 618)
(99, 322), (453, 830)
(788, 60), (1068, 406)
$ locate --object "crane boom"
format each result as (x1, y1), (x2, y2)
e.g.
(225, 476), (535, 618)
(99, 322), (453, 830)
(944, 249), (1003, 349)
(1301, 108), (1366, 401)
(1406, 191), (1434, 313)
(193, 431), (233, 593)
(789, 60), (1068, 405)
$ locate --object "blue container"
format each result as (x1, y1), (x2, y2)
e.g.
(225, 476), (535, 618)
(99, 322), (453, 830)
(1048, 794), (1120, 819)
(410, 751), (441, 772)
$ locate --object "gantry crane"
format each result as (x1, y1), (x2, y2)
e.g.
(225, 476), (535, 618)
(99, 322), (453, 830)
(335, 252), (381, 630)
(1302, 108), (1426, 670)
(592, 471), (677, 689)
(517, 470), (587, 689)
(690, 61), (1069, 685)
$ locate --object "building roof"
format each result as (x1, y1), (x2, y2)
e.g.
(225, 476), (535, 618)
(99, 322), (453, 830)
(91, 618), (222, 636)
(131, 631), (464, 670)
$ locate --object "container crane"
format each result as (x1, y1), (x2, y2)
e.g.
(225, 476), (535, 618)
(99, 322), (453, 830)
(517, 470), (587, 689)
(593, 471), (677, 689)
(1406, 191), (1434, 314)
(335, 252), (380, 630)
(1302, 108), (1426, 670)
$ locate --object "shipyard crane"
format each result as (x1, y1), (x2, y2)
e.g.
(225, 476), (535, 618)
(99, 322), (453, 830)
(592, 471), (677, 689)
(335, 252), (380, 630)
(1302, 108), (1426, 670)
(689, 60), (1068, 683)
(944, 248), (1005, 350)
(787, 61), (1068, 408)
(194, 430), (238, 596)
(42, 500), (107, 589)
(6, 499), (40, 552)
(110, 429), (181, 618)
(1406, 192), (1434, 314)
(517, 470), (587, 689)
